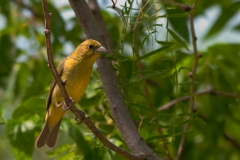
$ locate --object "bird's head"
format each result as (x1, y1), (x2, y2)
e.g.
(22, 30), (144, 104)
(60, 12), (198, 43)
(75, 39), (108, 61)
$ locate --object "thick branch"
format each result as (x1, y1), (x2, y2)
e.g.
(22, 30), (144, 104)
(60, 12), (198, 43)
(68, 0), (161, 159)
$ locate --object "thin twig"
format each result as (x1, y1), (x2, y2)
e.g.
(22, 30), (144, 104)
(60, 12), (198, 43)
(111, 0), (117, 8)
(175, 0), (198, 159)
(223, 133), (240, 150)
(188, 2), (199, 113)
(40, 0), (143, 159)
(158, 89), (240, 111)
(131, 1), (145, 33)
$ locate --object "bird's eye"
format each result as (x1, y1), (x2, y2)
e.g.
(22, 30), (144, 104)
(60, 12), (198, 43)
(88, 45), (94, 50)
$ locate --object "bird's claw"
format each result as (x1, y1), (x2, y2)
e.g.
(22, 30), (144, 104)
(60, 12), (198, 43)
(62, 97), (74, 110)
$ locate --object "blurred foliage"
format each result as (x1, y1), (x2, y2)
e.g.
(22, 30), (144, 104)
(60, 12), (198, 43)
(0, 0), (240, 160)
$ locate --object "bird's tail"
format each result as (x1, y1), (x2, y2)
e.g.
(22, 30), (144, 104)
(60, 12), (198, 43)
(35, 119), (62, 148)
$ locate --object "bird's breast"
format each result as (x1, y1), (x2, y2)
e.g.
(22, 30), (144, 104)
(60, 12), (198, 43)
(62, 59), (93, 103)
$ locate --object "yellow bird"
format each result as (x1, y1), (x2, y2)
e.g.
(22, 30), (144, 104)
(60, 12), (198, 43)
(35, 39), (108, 148)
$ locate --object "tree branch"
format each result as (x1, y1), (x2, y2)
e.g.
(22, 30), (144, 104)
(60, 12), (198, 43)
(67, 1), (161, 159)
(40, 0), (146, 159)
(176, 0), (198, 159)
(72, 108), (141, 160)
(41, 0), (162, 159)
(158, 89), (240, 111)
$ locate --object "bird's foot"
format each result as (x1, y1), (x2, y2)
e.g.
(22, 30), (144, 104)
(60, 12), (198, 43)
(62, 97), (74, 110)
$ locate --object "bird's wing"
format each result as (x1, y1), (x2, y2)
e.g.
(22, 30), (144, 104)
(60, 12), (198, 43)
(46, 58), (67, 112)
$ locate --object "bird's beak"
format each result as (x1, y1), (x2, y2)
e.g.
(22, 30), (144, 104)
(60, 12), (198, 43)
(95, 46), (108, 53)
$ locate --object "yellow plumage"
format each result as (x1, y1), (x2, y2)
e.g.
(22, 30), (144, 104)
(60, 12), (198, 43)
(35, 39), (107, 148)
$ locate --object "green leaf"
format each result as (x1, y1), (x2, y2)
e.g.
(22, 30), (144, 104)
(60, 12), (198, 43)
(168, 8), (190, 42)
(137, 45), (171, 60)
(143, 24), (163, 31)
(12, 97), (45, 120)
(132, 117), (172, 128)
(156, 40), (175, 46)
(102, 53), (131, 61)
(145, 134), (172, 142)
(134, 69), (169, 75)
(167, 28), (189, 51)
(174, 130), (195, 137)
(149, 12), (190, 21)
(14, 63), (30, 97)
(129, 103), (154, 114)
(176, 119), (193, 126)
(195, 117), (206, 125)
(152, 149), (168, 154)
(138, 72), (167, 82)
(6, 119), (35, 160)
(177, 81), (201, 85)
(107, 149), (114, 160)
(129, 91), (149, 102)
(67, 120), (96, 159)
(167, 12), (190, 18)
(177, 66), (192, 73)
(141, 31), (157, 48)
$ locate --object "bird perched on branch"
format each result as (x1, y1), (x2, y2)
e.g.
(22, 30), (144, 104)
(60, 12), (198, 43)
(35, 39), (108, 148)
